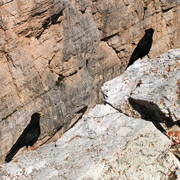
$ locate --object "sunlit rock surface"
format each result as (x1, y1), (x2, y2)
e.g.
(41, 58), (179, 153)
(0, 0), (179, 161)
(0, 49), (179, 179)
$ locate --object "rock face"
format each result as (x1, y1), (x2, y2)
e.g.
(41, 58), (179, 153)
(0, 0), (179, 161)
(102, 49), (180, 123)
(0, 49), (180, 179)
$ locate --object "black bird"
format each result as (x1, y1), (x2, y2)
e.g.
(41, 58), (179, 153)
(126, 28), (154, 69)
(5, 112), (44, 163)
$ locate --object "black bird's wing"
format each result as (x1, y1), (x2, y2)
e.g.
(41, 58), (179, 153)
(5, 124), (40, 162)
(127, 29), (153, 69)
(127, 36), (149, 67)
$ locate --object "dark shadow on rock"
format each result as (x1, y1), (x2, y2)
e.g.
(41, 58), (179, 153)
(128, 97), (177, 134)
(76, 106), (88, 121)
(36, 8), (65, 39)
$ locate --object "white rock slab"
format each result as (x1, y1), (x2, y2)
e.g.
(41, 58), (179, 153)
(102, 48), (180, 121)
(1, 104), (179, 179)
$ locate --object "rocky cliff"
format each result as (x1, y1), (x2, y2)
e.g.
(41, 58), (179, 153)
(0, 49), (179, 179)
(0, 0), (179, 162)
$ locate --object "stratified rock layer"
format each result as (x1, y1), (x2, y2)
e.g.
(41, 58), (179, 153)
(0, 0), (179, 161)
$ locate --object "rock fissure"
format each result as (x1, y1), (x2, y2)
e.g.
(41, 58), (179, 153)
(6, 53), (15, 68)
(0, 0), (13, 7)
(36, 8), (64, 39)
(162, 6), (175, 13)
(101, 32), (119, 42)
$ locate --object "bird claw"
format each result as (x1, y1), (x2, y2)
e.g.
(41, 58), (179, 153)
(31, 146), (38, 150)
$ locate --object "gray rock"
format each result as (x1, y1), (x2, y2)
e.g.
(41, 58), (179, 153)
(102, 48), (180, 123)
(0, 0), (179, 162)
(1, 104), (179, 179)
(0, 49), (180, 179)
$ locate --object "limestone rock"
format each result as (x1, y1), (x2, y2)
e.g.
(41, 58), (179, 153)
(1, 104), (179, 179)
(102, 48), (180, 121)
(0, 0), (179, 161)
(0, 49), (179, 179)
(102, 48), (180, 160)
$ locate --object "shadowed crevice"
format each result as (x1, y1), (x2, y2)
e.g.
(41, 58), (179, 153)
(36, 8), (64, 39)
(76, 106), (88, 114)
(0, 0), (13, 7)
(41, 125), (64, 146)
(101, 32), (119, 42)
(162, 7), (174, 13)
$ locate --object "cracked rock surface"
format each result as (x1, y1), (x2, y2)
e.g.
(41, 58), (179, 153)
(102, 48), (180, 123)
(1, 105), (179, 180)
(0, 49), (180, 179)
(0, 0), (179, 162)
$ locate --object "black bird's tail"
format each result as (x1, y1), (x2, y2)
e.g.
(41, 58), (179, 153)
(126, 56), (135, 69)
(5, 145), (20, 163)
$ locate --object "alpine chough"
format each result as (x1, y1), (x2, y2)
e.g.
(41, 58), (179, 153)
(5, 112), (44, 163)
(126, 28), (154, 69)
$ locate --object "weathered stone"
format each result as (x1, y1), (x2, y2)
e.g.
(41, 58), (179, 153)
(102, 48), (180, 161)
(0, 0), (179, 162)
(102, 48), (180, 123)
(0, 104), (179, 179)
